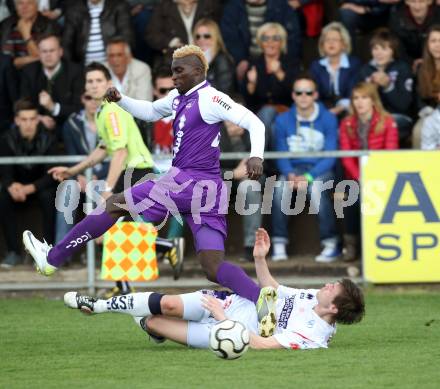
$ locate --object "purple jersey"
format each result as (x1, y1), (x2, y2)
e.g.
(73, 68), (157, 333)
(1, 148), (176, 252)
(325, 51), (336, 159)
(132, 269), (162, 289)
(171, 82), (222, 178)
(119, 80), (265, 180)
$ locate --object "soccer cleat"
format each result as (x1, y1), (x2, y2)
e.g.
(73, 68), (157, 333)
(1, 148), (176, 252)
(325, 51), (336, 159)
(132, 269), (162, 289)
(102, 286), (135, 299)
(64, 291), (97, 315)
(22, 230), (56, 276)
(164, 237), (185, 280)
(256, 286), (278, 337)
(133, 316), (166, 344)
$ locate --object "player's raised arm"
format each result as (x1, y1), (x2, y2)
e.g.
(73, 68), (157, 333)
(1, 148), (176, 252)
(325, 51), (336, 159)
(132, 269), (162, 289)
(254, 228), (279, 289)
(104, 86), (177, 122)
(199, 89), (265, 180)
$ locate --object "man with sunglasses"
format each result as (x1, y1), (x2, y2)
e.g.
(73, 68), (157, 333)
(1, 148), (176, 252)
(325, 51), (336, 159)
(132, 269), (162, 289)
(271, 75), (341, 263)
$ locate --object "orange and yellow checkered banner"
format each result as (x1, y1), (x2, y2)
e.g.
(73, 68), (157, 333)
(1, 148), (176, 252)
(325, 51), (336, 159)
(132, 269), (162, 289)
(361, 151), (440, 283)
(101, 222), (159, 282)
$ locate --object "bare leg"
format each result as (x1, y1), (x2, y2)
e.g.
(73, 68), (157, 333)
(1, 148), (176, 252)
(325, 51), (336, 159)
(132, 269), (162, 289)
(146, 316), (188, 345)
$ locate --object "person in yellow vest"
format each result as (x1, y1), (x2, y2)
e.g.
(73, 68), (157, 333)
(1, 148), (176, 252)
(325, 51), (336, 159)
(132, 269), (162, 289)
(49, 62), (184, 296)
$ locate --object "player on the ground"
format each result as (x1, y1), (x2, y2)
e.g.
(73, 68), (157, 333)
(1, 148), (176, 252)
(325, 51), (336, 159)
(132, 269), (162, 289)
(23, 45), (279, 333)
(64, 228), (365, 350)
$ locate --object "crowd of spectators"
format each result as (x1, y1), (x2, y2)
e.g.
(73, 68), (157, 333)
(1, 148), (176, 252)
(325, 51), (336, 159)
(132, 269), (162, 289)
(1, 0), (440, 268)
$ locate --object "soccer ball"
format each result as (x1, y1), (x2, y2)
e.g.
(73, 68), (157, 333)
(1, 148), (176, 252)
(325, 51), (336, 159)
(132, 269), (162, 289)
(209, 319), (250, 360)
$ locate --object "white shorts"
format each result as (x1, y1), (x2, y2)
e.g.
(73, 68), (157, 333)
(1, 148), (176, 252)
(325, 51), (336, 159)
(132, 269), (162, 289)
(186, 291), (258, 349)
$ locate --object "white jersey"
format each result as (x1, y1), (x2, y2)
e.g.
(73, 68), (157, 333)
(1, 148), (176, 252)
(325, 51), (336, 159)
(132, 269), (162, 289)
(273, 286), (336, 350)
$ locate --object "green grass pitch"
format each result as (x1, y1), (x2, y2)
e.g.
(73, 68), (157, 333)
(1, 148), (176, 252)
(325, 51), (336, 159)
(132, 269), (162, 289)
(1, 290), (439, 389)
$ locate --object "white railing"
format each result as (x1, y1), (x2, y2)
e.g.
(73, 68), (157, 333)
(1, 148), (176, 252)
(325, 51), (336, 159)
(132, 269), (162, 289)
(0, 149), (416, 292)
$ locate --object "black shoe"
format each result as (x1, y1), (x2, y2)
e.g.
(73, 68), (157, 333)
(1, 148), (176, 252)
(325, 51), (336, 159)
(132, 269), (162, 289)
(164, 237), (185, 280)
(139, 316), (165, 343)
(64, 292), (97, 314)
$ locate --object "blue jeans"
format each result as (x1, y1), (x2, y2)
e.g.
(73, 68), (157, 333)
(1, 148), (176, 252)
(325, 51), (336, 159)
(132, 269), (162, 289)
(271, 168), (338, 244)
(236, 177), (264, 248)
(257, 105), (278, 150)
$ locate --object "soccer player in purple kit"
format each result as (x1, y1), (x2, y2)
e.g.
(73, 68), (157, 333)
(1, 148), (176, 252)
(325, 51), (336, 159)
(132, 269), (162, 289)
(23, 45), (278, 335)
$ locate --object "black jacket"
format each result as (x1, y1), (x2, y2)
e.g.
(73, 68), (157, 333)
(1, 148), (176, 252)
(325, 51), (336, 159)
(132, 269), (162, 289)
(0, 126), (58, 191)
(62, 111), (109, 179)
(389, 4), (440, 62)
(62, 0), (134, 64)
(358, 59), (414, 115)
(145, 0), (220, 53)
(0, 53), (18, 132)
(245, 54), (300, 111)
(20, 59), (84, 123)
(0, 13), (60, 53)
(207, 52), (235, 94)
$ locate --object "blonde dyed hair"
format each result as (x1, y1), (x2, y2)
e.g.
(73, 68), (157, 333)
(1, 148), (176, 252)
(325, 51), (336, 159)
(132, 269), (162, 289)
(173, 45), (209, 75)
(349, 82), (388, 136)
(318, 22), (352, 57)
(256, 22), (287, 53)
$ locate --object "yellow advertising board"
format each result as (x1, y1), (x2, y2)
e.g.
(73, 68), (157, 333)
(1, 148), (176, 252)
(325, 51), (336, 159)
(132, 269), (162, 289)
(362, 151), (440, 283)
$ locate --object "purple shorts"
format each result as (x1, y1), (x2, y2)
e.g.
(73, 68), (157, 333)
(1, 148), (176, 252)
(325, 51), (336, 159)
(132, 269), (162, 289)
(124, 168), (227, 252)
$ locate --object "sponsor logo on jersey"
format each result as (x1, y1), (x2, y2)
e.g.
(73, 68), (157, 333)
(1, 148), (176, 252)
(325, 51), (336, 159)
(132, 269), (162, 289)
(173, 130), (184, 156)
(300, 292), (314, 300)
(212, 95), (231, 111)
(278, 296), (296, 329)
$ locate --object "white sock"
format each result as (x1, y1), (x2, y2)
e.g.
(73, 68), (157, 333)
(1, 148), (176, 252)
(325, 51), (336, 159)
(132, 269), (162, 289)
(273, 242), (286, 256)
(94, 292), (154, 315)
(180, 291), (207, 321)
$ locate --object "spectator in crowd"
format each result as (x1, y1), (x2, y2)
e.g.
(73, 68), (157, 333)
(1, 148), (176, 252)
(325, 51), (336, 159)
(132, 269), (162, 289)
(219, 95), (263, 262)
(221, 0), (302, 81)
(193, 18), (235, 94)
(339, 82), (398, 261)
(0, 99), (57, 268)
(0, 0), (59, 68)
(245, 22), (299, 147)
(339, 0), (395, 51)
(145, 0), (220, 65)
(20, 33), (83, 132)
(62, 0), (133, 65)
(0, 0), (15, 24)
(421, 91), (440, 149)
(104, 36), (153, 101)
(389, 0), (440, 69)
(37, 0), (64, 21)
(149, 67), (174, 154)
(310, 22), (362, 118)
(145, 67), (185, 258)
(413, 25), (440, 147)
(358, 28), (414, 142)
(126, 0), (161, 63)
(270, 75), (340, 263)
(0, 52), (19, 133)
(55, 93), (109, 247)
